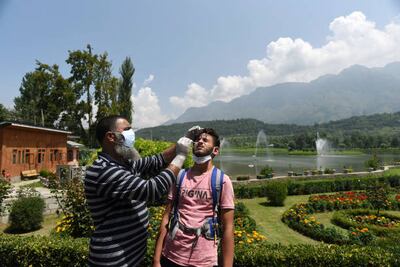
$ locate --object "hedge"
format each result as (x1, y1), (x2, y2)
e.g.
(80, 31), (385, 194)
(1, 234), (399, 266)
(234, 171), (400, 198)
(233, 243), (398, 266)
(0, 234), (88, 267)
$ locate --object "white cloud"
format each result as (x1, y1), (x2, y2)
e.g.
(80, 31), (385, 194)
(132, 86), (170, 129)
(143, 74), (155, 86)
(170, 11), (400, 113)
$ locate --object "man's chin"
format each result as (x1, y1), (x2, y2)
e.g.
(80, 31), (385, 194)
(115, 145), (141, 161)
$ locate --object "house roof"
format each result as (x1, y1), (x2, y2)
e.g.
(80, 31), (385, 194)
(67, 140), (84, 148)
(0, 121), (72, 134)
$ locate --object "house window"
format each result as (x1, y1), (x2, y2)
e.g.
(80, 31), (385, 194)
(67, 149), (73, 162)
(25, 149), (30, 163)
(18, 150), (21, 164)
(12, 149), (17, 164)
(22, 150), (25, 164)
(50, 149), (62, 162)
(37, 149), (45, 164)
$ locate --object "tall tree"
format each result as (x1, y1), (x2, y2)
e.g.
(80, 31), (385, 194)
(0, 104), (11, 121)
(14, 62), (69, 127)
(118, 57), (135, 123)
(66, 45), (119, 147)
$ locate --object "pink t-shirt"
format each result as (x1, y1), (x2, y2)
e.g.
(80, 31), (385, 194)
(162, 168), (235, 267)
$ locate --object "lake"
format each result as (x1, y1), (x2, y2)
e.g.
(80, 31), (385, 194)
(213, 151), (400, 177)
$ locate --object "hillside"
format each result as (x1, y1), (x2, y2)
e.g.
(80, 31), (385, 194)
(168, 62), (400, 125)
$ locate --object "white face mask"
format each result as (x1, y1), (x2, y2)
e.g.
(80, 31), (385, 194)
(121, 129), (135, 148)
(192, 154), (212, 164)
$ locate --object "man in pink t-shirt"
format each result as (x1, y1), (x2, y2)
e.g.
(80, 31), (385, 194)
(153, 128), (235, 267)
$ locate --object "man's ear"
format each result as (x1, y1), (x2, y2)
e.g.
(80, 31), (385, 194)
(105, 132), (116, 143)
(212, 146), (219, 157)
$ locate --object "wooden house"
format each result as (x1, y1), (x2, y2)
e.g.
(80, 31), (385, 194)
(0, 122), (78, 180)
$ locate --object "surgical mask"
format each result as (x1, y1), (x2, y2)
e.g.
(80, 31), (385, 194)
(192, 154), (212, 164)
(121, 129), (135, 148)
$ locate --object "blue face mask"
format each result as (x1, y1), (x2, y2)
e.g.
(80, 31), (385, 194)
(121, 129), (135, 148)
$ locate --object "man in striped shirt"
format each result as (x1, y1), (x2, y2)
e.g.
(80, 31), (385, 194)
(85, 115), (193, 267)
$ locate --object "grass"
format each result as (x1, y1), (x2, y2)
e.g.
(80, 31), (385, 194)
(0, 213), (60, 236)
(19, 181), (45, 189)
(241, 195), (320, 245)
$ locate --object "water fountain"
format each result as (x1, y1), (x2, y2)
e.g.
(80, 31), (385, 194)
(316, 132), (330, 170)
(217, 137), (230, 173)
(254, 130), (273, 176)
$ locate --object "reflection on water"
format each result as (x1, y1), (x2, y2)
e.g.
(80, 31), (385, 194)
(214, 152), (400, 177)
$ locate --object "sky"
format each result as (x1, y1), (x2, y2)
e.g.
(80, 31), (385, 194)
(1, 1), (400, 128)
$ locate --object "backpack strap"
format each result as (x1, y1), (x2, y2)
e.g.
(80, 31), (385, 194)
(211, 167), (224, 214)
(173, 169), (186, 217)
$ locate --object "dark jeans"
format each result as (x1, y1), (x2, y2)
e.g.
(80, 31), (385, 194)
(160, 256), (218, 267)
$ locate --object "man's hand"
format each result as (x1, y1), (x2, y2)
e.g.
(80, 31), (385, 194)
(170, 137), (193, 168)
(185, 125), (202, 141)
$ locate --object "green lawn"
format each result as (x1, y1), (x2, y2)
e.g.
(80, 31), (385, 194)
(241, 195), (320, 245)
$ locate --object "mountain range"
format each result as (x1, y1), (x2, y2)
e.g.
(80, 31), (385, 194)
(168, 62), (400, 125)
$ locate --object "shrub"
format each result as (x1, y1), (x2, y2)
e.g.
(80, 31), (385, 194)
(259, 165), (273, 176)
(51, 177), (93, 238)
(0, 234), (88, 267)
(39, 169), (51, 178)
(264, 181), (288, 206)
(365, 153), (382, 170)
(236, 176), (250, 181)
(7, 189), (44, 233)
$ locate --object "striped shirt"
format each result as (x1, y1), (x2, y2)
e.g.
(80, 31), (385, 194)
(85, 152), (175, 267)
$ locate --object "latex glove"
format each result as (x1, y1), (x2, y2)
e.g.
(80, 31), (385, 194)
(171, 137), (193, 168)
(185, 125), (203, 141)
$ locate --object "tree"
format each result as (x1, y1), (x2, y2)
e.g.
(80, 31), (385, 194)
(66, 45), (119, 147)
(366, 185), (389, 214)
(14, 62), (70, 127)
(0, 104), (11, 121)
(118, 57), (135, 123)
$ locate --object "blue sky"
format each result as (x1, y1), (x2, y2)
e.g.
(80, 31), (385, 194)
(1, 1), (400, 128)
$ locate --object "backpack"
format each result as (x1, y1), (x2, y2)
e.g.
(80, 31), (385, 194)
(168, 166), (224, 242)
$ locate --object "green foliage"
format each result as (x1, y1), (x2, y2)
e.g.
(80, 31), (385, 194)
(332, 209), (400, 238)
(50, 177), (93, 238)
(0, 103), (12, 121)
(233, 243), (397, 266)
(365, 152), (382, 170)
(264, 181), (288, 206)
(234, 171), (400, 199)
(118, 57), (135, 122)
(136, 112), (400, 150)
(0, 234), (88, 267)
(135, 138), (194, 168)
(14, 62), (70, 127)
(7, 189), (45, 233)
(39, 169), (51, 177)
(259, 165), (274, 177)
(366, 184), (389, 214)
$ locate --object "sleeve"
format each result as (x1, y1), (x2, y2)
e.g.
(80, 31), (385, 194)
(131, 154), (167, 177)
(220, 175), (235, 210)
(96, 165), (175, 203)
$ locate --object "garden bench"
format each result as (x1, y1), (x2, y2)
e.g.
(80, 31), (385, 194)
(21, 169), (39, 179)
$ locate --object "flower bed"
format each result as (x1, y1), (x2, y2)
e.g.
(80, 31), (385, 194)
(283, 191), (400, 244)
(332, 209), (400, 237)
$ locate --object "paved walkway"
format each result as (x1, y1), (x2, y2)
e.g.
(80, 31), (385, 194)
(9, 178), (52, 197)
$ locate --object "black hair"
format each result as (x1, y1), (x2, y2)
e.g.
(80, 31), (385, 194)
(196, 128), (220, 147)
(96, 115), (128, 144)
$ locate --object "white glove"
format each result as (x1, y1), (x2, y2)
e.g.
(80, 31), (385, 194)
(171, 137), (193, 168)
(185, 125), (203, 141)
